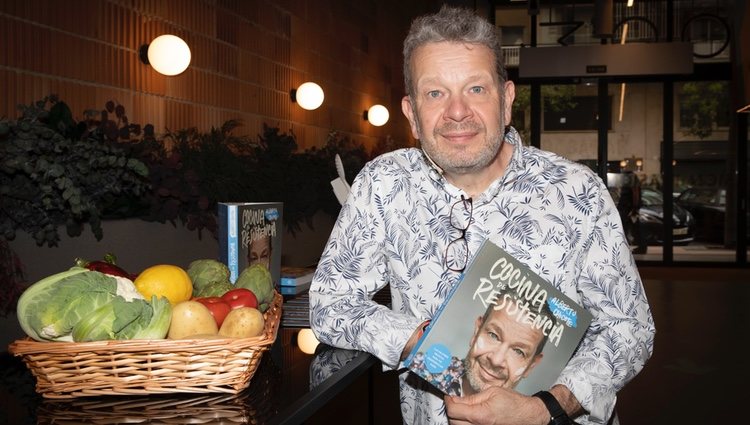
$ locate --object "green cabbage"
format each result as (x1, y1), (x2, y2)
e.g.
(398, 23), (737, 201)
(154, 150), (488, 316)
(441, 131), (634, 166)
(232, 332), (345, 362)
(17, 268), (172, 342)
(16, 267), (88, 341)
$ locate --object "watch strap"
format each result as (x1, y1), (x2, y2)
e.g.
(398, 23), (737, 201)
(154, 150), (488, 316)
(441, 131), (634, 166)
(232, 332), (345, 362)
(533, 390), (572, 425)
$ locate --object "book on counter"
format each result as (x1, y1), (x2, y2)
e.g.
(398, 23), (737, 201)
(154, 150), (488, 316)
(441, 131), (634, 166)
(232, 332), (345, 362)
(280, 266), (316, 295)
(281, 292), (311, 328)
(218, 202), (283, 290)
(404, 240), (592, 397)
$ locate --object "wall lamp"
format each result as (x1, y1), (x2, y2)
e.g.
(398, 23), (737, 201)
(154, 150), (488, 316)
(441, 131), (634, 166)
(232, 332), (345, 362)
(364, 104), (389, 126)
(291, 82), (324, 110)
(139, 34), (191, 76)
(296, 328), (320, 354)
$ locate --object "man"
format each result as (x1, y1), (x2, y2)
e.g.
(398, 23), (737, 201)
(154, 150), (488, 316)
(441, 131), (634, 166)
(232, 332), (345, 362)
(462, 290), (555, 396)
(310, 5), (654, 424)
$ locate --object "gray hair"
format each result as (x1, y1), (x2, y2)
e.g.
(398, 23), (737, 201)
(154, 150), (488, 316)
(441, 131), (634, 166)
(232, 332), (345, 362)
(403, 5), (507, 98)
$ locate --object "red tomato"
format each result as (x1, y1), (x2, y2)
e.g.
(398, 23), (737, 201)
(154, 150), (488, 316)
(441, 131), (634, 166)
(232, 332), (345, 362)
(221, 288), (258, 310)
(194, 297), (232, 327)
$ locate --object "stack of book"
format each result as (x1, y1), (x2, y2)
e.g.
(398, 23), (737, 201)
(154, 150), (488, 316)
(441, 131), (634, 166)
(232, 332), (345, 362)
(280, 266), (316, 295)
(280, 266), (315, 328)
(281, 292), (311, 328)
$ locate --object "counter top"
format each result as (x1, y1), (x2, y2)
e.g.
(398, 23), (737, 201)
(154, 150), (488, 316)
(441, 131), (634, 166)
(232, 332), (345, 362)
(1, 328), (378, 424)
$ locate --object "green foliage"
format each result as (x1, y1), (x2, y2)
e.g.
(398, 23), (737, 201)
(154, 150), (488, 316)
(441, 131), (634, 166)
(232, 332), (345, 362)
(1, 95), (398, 311)
(0, 96), (151, 247)
(0, 239), (25, 317)
(680, 81), (729, 139)
(127, 122), (373, 237)
(511, 85), (577, 142)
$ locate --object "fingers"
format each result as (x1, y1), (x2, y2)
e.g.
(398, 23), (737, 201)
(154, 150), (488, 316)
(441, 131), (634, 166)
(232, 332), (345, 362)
(445, 395), (474, 423)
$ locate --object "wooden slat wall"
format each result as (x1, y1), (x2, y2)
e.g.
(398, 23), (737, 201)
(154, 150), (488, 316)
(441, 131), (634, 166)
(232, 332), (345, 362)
(0, 0), (431, 150)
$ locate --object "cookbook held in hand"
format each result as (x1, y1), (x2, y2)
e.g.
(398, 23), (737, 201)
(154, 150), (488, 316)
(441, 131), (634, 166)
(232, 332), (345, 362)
(404, 240), (592, 397)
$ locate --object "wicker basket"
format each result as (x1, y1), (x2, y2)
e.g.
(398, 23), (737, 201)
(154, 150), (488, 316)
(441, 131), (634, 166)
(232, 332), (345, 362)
(8, 292), (282, 399)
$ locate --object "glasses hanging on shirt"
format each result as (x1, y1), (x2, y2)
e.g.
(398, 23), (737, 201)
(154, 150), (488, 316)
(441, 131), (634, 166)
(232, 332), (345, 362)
(445, 195), (473, 272)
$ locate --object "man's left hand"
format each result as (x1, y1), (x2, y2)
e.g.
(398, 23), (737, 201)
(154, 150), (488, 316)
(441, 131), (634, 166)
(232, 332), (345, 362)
(444, 386), (549, 425)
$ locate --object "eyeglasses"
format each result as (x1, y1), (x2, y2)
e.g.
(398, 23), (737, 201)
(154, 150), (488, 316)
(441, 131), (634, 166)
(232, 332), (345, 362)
(445, 195), (473, 272)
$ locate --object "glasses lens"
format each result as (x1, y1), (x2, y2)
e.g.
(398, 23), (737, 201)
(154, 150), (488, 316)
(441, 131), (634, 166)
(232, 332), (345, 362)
(450, 198), (473, 231)
(445, 237), (468, 271)
(446, 196), (472, 272)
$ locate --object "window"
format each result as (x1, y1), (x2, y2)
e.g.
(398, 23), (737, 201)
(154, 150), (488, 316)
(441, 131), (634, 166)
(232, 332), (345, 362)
(678, 81), (730, 136)
(543, 96), (612, 131)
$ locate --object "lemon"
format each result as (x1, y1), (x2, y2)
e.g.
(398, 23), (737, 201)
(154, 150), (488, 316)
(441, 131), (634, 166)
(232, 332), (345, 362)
(134, 264), (193, 305)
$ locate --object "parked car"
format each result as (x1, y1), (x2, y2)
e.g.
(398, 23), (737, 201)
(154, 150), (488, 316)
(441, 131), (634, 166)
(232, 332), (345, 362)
(606, 172), (695, 248)
(638, 188), (695, 246)
(676, 187), (749, 243)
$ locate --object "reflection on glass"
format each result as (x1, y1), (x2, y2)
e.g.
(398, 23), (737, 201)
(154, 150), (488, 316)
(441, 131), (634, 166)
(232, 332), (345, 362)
(36, 383), (277, 424)
(673, 80), (733, 262)
(309, 346), (359, 390)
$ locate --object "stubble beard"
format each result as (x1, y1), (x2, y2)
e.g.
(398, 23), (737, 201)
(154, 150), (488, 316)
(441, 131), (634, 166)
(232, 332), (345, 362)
(415, 114), (505, 176)
(463, 355), (511, 393)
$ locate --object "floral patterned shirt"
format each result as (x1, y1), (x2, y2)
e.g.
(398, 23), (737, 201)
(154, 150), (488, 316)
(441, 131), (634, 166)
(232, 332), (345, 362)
(309, 127), (655, 424)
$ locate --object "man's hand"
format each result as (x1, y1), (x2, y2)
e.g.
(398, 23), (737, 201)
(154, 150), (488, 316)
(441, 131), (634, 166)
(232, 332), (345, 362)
(444, 386), (549, 425)
(445, 384), (583, 425)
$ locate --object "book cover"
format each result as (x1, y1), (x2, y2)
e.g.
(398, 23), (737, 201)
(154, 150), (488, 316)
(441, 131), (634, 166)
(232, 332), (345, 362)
(280, 283), (311, 296)
(280, 266), (316, 287)
(218, 202), (283, 291)
(405, 240), (592, 397)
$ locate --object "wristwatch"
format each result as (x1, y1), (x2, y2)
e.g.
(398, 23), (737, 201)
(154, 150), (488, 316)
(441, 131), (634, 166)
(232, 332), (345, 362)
(533, 390), (573, 425)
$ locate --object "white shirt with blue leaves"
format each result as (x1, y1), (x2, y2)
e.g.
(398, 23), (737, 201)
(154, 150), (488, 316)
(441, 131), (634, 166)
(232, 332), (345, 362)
(309, 127), (655, 424)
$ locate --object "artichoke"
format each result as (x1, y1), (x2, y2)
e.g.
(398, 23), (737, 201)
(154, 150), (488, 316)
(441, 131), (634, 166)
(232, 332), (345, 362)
(193, 280), (233, 298)
(187, 259), (231, 290)
(235, 264), (274, 312)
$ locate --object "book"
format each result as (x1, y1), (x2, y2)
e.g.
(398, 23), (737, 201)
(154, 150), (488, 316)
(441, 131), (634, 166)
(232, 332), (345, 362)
(404, 240), (592, 397)
(280, 266), (316, 287)
(281, 292), (311, 328)
(218, 202), (283, 291)
(280, 284), (311, 296)
(279, 266), (315, 295)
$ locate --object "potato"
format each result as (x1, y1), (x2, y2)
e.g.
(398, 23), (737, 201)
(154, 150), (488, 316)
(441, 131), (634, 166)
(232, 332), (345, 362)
(168, 300), (219, 339)
(219, 307), (265, 338)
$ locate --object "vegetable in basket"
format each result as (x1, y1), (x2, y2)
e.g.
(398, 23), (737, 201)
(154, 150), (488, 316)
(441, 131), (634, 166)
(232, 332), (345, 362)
(235, 264), (274, 313)
(16, 267), (172, 342)
(75, 252), (136, 280)
(186, 259), (231, 291)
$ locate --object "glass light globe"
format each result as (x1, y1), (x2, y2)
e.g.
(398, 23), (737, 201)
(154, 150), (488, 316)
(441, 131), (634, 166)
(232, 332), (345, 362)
(367, 104), (389, 126)
(147, 35), (191, 76)
(295, 82), (325, 110)
(297, 328), (320, 354)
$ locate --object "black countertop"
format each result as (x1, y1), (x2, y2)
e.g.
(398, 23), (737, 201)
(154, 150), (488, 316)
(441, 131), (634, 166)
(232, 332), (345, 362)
(1, 328), (378, 425)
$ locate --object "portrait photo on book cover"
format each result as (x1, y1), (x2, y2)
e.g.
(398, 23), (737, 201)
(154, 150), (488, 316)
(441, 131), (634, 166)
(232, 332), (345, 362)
(406, 241), (592, 397)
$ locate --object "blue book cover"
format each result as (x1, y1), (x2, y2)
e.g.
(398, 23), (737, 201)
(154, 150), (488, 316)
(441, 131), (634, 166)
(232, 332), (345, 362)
(404, 240), (592, 397)
(280, 266), (316, 287)
(218, 202), (283, 290)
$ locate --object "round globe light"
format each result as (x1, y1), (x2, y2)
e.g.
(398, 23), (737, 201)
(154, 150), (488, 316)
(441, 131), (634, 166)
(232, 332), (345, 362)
(147, 35), (191, 76)
(294, 82), (325, 110)
(366, 104), (389, 126)
(297, 328), (320, 355)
